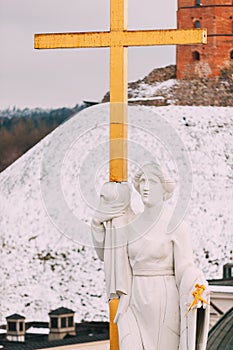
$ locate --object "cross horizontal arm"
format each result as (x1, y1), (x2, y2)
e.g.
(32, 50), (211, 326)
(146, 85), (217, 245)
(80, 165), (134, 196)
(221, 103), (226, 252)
(119, 28), (207, 46)
(34, 32), (111, 49)
(34, 29), (207, 49)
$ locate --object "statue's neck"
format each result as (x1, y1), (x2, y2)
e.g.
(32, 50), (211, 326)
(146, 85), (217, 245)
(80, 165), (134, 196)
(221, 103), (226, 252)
(142, 201), (164, 222)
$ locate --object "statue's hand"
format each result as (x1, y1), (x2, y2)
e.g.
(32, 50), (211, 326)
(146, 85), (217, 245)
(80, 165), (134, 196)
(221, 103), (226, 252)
(200, 285), (210, 309)
(93, 182), (131, 225)
(113, 294), (130, 323)
(185, 283), (210, 316)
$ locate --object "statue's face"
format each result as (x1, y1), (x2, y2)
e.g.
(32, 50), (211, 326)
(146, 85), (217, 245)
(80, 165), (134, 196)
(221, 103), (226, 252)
(139, 174), (164, 207)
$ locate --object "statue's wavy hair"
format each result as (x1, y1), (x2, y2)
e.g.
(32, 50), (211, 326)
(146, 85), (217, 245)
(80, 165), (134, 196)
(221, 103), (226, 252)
(133, 163), (176, 201)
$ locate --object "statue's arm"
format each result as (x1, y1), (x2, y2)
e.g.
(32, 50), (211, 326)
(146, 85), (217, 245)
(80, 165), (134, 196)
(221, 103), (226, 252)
(173, 221), (195, 287)
(173, 223), (210, 349)
(173, 221), (209, 306)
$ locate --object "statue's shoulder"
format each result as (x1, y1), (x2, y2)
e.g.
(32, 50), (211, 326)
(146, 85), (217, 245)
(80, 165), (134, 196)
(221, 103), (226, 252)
(170, 219), (191, 240)
(163, 208), (191, 238)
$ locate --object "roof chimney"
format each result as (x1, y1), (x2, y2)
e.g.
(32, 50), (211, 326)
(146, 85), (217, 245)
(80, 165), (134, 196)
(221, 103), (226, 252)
(6, 314), (25, 342)
(223, 263), (233, 280)
(48, 307), (75, 341)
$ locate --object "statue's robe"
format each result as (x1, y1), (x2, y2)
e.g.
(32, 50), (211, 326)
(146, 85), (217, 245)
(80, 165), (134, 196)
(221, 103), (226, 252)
(91, 211), (210, 350)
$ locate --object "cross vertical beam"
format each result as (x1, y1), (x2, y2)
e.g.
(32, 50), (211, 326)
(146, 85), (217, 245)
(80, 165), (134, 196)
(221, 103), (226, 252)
(110, 0), (128, 31)
(109, 2), (127, 347)
(110, 0), (128, 182)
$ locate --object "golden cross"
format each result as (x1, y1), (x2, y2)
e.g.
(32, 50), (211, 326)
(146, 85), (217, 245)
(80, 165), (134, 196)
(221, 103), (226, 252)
(34, 0), (207, 183)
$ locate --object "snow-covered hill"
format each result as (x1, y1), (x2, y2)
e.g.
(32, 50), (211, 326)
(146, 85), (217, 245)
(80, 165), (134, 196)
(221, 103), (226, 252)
(0, 104), (232, 324)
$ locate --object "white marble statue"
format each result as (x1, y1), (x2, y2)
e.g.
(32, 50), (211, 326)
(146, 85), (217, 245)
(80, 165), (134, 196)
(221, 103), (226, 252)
(91, 163), (210, 350)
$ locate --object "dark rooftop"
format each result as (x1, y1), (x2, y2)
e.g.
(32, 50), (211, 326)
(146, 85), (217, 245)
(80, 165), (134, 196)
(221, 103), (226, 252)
(208, 279), (233, 286)
(207, 307), (233, 350)
(6, 314), (25, 320)
(0, 321), (109, 350)
(48, 307), (75, 316)
(223, 263), (233, 268)
(207, 261), (233, 286)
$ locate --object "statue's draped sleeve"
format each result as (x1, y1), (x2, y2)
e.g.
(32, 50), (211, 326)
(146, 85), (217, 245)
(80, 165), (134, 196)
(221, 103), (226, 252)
(91, 217), (132, 301)
(91, 220), (106, 262)
(172, 222), (210, 350)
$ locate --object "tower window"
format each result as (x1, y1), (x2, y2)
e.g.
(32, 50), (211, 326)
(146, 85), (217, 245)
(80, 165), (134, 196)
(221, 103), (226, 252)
(193, 51), (200, 61)
(19, 322), (24, 332)
(196, 0), (201, 5)
(194, 21), (201, 28)
(61, 317), (66, 328)
(230, 50), (233, 59)
(68, 316), (74, 327)
(51, 317), (58, 329)
(8, 322), (17, 332)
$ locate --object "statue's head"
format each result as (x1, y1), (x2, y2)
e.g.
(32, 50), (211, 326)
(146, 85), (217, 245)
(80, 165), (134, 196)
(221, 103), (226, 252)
(133, 163), (175, 206)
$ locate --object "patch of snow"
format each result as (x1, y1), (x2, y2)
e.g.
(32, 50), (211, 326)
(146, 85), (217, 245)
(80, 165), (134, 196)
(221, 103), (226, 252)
(0, 104), (233, 324)
(209, 285), (233, 293)
(26, 327), (50, 335)
(129, 96), (165, 102)
(129, 79), (177, 99)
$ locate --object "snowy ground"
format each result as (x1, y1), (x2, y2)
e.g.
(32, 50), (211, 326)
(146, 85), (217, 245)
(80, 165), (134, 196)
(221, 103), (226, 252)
(128, 79), (177, 103)
(0, 104), (232, 324)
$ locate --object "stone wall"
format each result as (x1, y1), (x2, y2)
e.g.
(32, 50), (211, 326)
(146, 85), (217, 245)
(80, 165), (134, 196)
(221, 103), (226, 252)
(177, 2), (233, 78)
(173, 75), (233, 106)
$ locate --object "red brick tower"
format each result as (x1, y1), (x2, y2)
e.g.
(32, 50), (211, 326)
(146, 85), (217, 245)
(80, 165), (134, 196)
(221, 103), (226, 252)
(177, 0), (233, 78)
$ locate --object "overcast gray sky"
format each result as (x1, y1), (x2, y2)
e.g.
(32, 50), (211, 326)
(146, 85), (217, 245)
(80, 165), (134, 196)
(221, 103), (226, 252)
(0, 0), (177, 109)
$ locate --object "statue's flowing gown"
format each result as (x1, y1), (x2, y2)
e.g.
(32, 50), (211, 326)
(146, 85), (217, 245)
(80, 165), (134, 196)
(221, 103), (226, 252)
(122, 227), (180, 349)
(92, 212), (210, 350)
